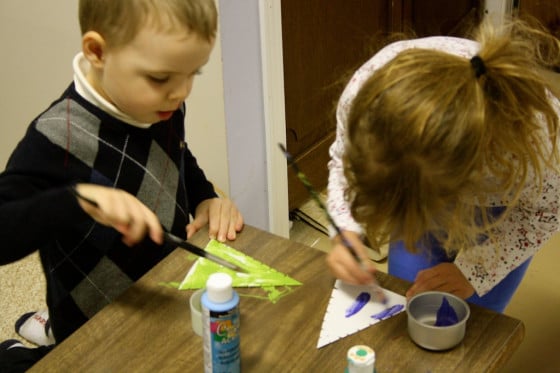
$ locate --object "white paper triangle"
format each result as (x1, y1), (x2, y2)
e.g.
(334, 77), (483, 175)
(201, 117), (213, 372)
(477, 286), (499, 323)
(317, 279), (406, 348)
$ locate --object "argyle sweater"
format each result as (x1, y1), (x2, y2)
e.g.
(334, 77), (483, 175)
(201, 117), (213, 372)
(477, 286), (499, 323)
(0, 83), (217, 342)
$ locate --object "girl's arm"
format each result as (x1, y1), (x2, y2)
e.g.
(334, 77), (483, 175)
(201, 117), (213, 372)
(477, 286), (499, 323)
(455, 171), (560, 296)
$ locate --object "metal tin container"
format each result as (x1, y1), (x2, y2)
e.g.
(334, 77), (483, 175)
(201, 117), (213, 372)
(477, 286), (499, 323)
(406, 291), (470, 351)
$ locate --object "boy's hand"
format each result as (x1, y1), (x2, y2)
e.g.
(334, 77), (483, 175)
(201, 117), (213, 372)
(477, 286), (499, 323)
(326, 230), (377, 285)
(186, 197), (244, 242)
(73, 184), (163, 246)
(406, 263), (475, 300)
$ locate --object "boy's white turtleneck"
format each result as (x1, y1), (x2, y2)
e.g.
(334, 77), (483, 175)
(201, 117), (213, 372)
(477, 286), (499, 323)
(73, 52), (152, 129)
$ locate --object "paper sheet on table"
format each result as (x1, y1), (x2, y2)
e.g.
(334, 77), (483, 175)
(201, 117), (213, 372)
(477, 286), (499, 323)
(178, 239), (302, 301)
(317, 279), (406, 348)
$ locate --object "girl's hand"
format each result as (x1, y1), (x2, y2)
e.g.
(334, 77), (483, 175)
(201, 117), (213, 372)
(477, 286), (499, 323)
(73, 184), (163, 246)
(326, 230), (377, 285)
(406, 262), (475, 300)
(186, 197), (244, 242)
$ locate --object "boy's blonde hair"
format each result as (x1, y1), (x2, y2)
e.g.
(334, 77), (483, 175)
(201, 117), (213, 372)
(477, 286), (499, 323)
(344, 18), (560, 254)
(78, 0), (217, 48)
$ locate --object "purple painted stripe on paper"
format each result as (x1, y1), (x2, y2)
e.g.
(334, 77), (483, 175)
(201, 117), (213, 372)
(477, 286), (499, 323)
(371, 304), (404, 320)
(345, 292), (371, 318)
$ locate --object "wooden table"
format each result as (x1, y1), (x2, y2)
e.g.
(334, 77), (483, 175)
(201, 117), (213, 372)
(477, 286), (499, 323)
(29, 225), (524, 372)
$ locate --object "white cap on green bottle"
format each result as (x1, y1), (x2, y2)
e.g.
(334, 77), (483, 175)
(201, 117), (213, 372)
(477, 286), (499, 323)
(347, 345), (375, 373)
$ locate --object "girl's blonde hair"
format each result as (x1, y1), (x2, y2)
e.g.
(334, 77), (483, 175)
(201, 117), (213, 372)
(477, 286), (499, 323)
(78, 0), (217, 48)
(344, 18), (560, 254)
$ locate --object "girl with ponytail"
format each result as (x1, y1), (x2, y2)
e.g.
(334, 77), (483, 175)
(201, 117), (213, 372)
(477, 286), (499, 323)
(326, 18), (560, 312)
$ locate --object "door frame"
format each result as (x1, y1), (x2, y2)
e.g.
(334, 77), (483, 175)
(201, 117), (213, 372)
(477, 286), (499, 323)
(259, 0), (290, 237)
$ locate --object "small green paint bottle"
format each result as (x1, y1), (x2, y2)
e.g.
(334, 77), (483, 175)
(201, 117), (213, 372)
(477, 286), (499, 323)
(345, 345), (376, 373)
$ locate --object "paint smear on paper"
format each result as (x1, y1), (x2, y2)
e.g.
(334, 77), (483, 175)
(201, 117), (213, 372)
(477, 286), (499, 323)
(317, 280), (407, 348)
(345, 292), (371, 317)
(371, 304), (404, 320)
(174, 239), (302, 303)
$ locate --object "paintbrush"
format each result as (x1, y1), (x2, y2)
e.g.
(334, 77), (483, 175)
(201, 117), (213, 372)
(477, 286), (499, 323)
(70, 186), (247, 273)
(278, 143), (387, 304)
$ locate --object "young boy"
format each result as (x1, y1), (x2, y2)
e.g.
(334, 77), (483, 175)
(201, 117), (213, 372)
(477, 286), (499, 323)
(0, 0), (243, 370)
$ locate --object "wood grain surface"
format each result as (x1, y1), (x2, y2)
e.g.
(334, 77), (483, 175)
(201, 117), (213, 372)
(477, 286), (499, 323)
(29, 225), (524, 372)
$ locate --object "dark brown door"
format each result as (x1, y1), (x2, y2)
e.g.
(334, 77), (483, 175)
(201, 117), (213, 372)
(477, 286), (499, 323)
(281, 0), (482, 211)
(517, 0), (560, 37)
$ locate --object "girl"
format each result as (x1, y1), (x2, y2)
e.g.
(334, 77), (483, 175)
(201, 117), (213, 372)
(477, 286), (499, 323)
(326, 18), (560, 313)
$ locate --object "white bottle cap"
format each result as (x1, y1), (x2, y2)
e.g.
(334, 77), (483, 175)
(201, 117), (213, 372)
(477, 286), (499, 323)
(206, 272), (233, 303)
(347, 345), (375, 373)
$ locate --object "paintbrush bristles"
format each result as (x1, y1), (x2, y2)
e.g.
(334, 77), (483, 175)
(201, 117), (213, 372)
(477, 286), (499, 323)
(278, 143), (293, 163)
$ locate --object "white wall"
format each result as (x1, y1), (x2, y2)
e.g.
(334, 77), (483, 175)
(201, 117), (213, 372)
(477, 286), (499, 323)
(183, 19), (230, 195)
(0, 1), (81, 165)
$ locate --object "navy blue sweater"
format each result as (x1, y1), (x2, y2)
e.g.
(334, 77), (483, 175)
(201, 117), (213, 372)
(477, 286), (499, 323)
(0, 83), (216, 342)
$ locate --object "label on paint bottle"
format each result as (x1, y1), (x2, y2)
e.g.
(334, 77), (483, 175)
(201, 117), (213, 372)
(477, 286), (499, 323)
(201, 273), (241, 373)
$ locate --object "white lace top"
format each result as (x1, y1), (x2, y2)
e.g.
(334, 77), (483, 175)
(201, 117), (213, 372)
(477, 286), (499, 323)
(326, 36), (560, 296)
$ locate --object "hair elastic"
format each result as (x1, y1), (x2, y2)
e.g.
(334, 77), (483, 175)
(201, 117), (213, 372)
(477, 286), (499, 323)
(470, 55), (486, 78)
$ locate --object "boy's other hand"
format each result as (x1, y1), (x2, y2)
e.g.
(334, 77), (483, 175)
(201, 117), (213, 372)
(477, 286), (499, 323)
(186, 197), (244, 242)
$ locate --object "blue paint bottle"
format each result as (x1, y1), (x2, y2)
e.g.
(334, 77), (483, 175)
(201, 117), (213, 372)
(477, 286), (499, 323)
(201, 273), (240, 373)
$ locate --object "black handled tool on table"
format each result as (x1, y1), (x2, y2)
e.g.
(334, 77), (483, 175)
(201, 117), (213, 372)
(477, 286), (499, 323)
(164, 232), (247, 273)
(70, 185), (246, 273)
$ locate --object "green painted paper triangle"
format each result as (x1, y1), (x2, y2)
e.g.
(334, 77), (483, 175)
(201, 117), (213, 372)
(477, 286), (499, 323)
(178, 239), (302, 290)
